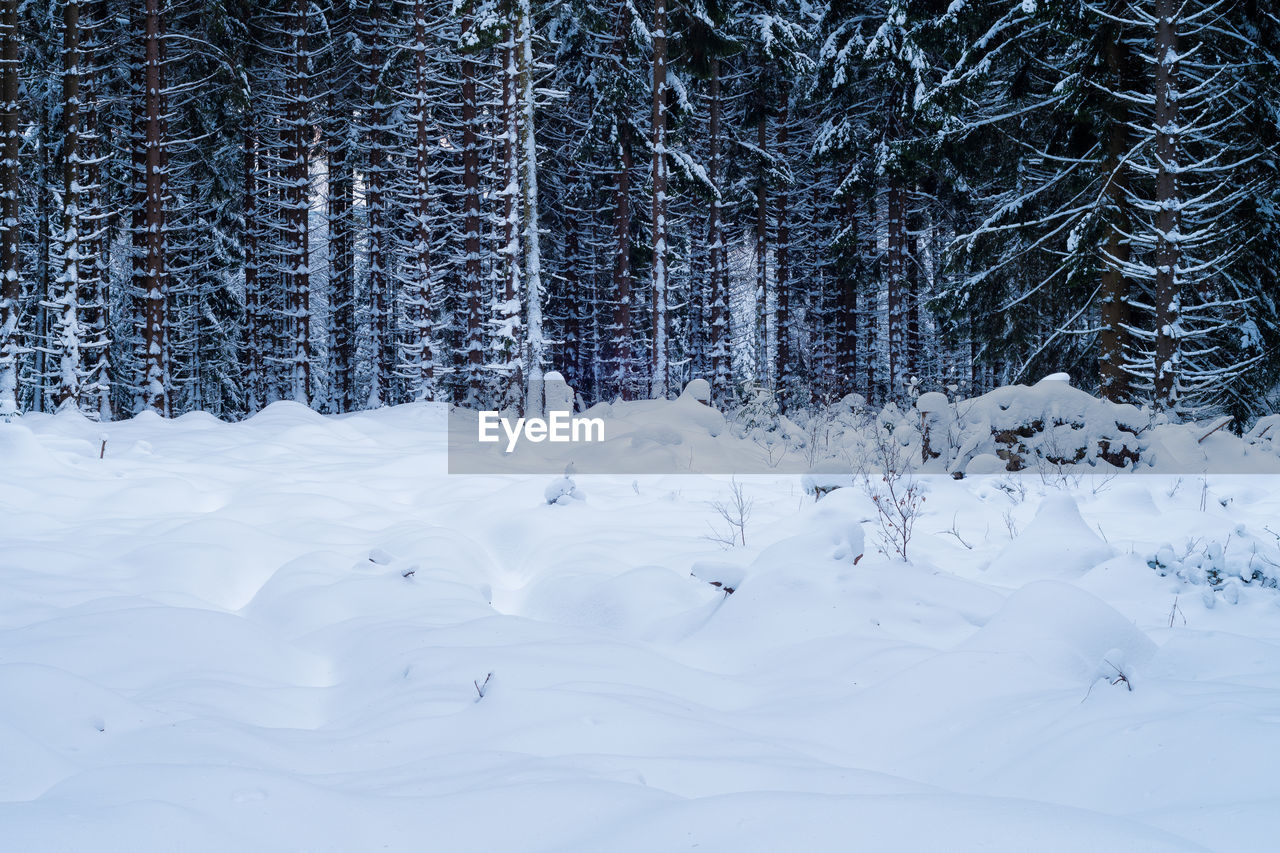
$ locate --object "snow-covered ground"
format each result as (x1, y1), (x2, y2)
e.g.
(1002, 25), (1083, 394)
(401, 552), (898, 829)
(2, 401), (1279, 852)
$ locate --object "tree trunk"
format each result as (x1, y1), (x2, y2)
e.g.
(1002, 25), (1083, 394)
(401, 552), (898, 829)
(460, 17), (484, 403)
(325, 93), (354, 412)
(1151, 0), (1179, 412)
(365, 0), (390, 407)
(80, 1), (109, 420)
(140, 0), (167, 415)
(0, 0), (19, 417)
(774, 104), (791, 407)
(496, 31), (523, 409)
(649, 0), (668, 399)
(285, 0), (311, 406)
(608, 5), (632, 399)
(835, 184), (858, 397)
(755, 112), (769, 389)
(1099, 23), (1133, 402)
(409, 0), (434, 401)
(53, 0), (84, 411)
(707, 57), (728, 404)
(886, 175), (906, 400)
(243, 125), (265, 412)
(516, 0), (545, 416)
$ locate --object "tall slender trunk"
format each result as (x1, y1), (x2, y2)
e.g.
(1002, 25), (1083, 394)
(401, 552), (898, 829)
(81, 1), (109, 420)
(496, 32), (523, 409)
(1099, 24), (1133, 402)
(460, 18), (484, 402)
(285, 0), (310, 406)
(516, 0), (545, 415)
(244, 125), (264, 411)
(707, 57), (728, 403)
(140, 0), (168, 415)
(835, 183), (858, 396)
(774, 104), (791, 407)
(649, 0), (668, 399)
(886, 175), (906, 399)
(1151, 0), (1179, 411)
(500, 38), (520, 314)
(53, 0), (84, 411)
(755, 112), (769, 389)
(325, 95), (355, 412)
(408, 0), (434, 401)
(905, 197), (922, 382)
(608, 6), (632, 399)
(0, 0), (18, 417)
(863, 193), (878, 402)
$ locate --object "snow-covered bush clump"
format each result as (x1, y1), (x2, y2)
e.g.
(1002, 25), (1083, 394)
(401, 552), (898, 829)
(1147, 536), (1279, 602)
(544, 473), (584, 505)
(945, 377), (1148, 475)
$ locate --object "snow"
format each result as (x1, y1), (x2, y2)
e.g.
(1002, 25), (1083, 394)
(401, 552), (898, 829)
(3, 401), (1280, 851)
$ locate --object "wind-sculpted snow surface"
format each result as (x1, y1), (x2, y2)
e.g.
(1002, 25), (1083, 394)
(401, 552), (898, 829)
(3, 401), (1280, 851)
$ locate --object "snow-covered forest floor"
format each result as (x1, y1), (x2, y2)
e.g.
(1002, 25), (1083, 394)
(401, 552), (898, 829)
(3, 401), (1279, 851)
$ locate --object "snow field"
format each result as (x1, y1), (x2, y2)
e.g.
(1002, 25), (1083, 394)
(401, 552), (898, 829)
(2, 401), (1279, 851)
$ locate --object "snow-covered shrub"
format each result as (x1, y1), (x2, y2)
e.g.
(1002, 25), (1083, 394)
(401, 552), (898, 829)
(860, 421), (926, 560)
(946, 378), (1149, 475)
(1146, 536), (1279, 597)
(544, 474), (584, 505)
(1244, 414), (1280, 451)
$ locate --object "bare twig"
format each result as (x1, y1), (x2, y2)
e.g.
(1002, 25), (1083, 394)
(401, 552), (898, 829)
(938, 512), (973, 549)
(474, 672), (493, 700)
(707, 478), (753, 547)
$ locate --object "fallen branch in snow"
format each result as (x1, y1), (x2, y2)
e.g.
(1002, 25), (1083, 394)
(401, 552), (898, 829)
(1197, 416), (1233, 444)
(99, 434), (107, 459)
(474, 672), (493, 701)
(1168, 595), (1186, 627)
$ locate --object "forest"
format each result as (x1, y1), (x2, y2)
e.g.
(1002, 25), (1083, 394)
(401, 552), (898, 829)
(1, 0), (1278, 422)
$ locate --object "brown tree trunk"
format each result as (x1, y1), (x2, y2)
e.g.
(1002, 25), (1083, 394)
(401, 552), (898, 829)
(501, 38), (520, 309)
(1099, 23), (1133, 402)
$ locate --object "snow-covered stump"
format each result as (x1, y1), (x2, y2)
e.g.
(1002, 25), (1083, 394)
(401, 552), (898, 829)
(680, 378), (712, 406)
(543, 370), (574, 415)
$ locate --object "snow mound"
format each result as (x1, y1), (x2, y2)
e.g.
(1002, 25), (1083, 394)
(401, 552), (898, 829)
(963, 581), (1156, 685)
(986, 495), (1112, 582)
